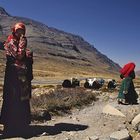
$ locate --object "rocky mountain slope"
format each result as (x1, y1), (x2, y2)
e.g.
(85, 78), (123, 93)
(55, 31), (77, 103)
(0, 7), (121, 80)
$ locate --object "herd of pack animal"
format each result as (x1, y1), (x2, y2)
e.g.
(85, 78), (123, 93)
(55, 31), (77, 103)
(62, 78), (116, 90)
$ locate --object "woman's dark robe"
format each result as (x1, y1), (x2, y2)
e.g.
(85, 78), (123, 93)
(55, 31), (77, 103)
(0, 34), (33, 133)
(118, 76), (138, 104)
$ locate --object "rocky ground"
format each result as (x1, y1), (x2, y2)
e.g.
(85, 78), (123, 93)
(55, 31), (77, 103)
(0, 88), (140, 140)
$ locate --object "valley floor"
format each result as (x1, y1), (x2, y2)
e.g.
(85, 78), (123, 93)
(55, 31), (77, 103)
(1, 88), (140, 140)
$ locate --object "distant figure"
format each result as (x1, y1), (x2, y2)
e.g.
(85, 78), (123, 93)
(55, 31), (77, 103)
(0, 22), (33, 135)
(84, 78), (96, 89)
(117, 62), (138, 105)
(62, 78), (80, 88)
(92, 80), (101, 89)
(92, 78), (104, 89)
(71, 78), (80, 88)
(62, 79), (72, 88)
(84, 78), (104, 89)
(107, 79), (116, 90)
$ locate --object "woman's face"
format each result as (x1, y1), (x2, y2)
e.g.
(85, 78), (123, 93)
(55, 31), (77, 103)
(15, 28), (25, 38)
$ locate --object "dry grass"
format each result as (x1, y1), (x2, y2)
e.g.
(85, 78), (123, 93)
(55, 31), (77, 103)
(0, 52), (119, 81)
(32, 56), (120, 81)
(31, 86), (98, 122)
(30, 77), (140, 122)
(32, 84), (55, 89)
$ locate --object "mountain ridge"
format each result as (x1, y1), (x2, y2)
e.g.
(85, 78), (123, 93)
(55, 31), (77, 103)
(0, 7), (121, 80)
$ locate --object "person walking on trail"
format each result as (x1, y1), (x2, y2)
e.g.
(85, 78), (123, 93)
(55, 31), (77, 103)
(0, 22), (33, 135)
(117, 62), (138, 105)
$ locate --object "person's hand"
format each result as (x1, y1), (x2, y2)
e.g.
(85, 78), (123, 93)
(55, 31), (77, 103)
(26, 49), (33, 58)
(19, 35), (27, 48)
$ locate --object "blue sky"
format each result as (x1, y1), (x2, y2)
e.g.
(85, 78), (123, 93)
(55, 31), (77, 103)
(0, 0), (140, 70)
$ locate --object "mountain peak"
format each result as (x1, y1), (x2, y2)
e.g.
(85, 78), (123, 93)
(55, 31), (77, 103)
(0, 7), (10, 16)
(0, 8), (120, 78)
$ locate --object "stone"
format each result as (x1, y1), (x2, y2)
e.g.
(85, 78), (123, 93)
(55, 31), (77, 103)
(110, 129), (130, 140)
(64, 138), (70, 140)
(102, 104), (126, 117)
(132, 114), (140, 127)
(89, 136), (99, 140)
(85, 136), (99, 140)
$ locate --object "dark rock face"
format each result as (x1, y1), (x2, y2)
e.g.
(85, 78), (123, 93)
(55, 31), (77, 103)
(0, 7), (10, 16)
(0, 7), (120, 77)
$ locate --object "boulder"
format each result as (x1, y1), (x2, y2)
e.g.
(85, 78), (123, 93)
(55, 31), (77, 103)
(110, 129), (130, 140)
(102, 104), (126, 117)
(132, 114), (140, 127)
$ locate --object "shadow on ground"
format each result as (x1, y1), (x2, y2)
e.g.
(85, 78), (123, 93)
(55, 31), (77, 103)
(0, 123), (88, 139)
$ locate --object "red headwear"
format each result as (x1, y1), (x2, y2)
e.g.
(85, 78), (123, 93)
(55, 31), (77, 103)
(12, 22), (26, 35)
(120, 62), (135, 77)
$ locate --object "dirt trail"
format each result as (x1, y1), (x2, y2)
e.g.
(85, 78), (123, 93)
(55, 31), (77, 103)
(1, 91), (140, 140)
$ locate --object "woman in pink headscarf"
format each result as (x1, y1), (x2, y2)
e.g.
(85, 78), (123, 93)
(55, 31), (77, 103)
(118, 62), (138, 104)
(0, 22), (33, 135)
